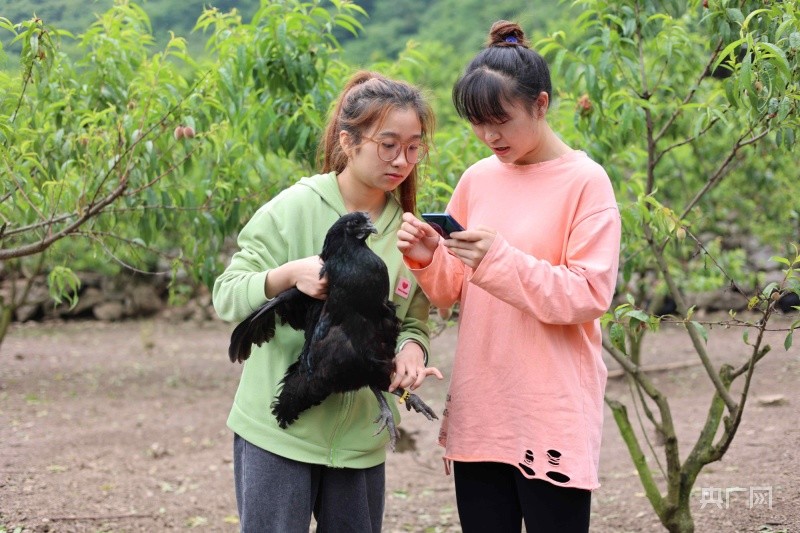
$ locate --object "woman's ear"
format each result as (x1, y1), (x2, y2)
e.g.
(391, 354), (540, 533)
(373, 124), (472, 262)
(339, 130), (353, 158)
(535, 91), (550, 118)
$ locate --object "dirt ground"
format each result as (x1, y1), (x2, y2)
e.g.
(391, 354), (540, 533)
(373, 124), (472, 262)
(1, 312), (798, 533)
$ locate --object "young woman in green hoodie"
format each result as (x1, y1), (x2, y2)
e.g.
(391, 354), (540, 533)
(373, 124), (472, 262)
(213, 71), (443, 532)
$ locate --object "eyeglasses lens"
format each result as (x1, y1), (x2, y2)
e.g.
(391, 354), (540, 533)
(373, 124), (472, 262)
(377, 142), (427, 164)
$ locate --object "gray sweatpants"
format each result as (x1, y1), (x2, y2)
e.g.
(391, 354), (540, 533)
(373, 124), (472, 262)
(233, 434), (385, 533)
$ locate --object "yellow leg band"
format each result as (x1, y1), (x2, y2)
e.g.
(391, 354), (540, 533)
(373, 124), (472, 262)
(398, 389), (410, 404)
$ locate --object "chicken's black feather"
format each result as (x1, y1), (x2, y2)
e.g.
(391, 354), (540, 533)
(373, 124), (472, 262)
(227, 212), (437, 448)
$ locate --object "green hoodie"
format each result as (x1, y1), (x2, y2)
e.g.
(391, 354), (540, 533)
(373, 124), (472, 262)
(213, 172), (431, 468)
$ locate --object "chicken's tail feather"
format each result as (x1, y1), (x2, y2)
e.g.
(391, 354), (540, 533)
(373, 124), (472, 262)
(228, 288), (317, 364)
(228, 299), (279, 363)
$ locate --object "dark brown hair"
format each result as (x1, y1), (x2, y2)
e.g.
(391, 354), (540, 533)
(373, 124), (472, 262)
(453, 21), (552, 124)
(319, 71), (434, 214)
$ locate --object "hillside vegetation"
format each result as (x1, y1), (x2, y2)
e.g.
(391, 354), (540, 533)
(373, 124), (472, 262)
(3, 0), (563, 63)
(3, 0), (260, 58)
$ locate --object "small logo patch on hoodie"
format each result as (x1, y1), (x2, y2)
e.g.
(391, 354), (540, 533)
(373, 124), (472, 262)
(395, 277), (411, 299)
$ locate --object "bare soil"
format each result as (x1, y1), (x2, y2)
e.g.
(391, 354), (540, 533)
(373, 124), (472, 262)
(1, 313), (798, 533)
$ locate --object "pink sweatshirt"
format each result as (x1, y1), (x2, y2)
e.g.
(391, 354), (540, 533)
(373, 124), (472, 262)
(409, 150), (620, 489)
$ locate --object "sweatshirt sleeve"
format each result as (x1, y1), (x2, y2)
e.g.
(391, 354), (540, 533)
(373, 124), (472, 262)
(470, 206), (621, 325)
(406, 244), (466, 309)
(404, 179), (472, 309)
(212, 206), (287, 322)
(396, 283), (432, 361)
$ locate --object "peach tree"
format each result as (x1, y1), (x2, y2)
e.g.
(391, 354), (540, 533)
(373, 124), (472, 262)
(536, 1), (799, 531)
(0, 0), (365, 345)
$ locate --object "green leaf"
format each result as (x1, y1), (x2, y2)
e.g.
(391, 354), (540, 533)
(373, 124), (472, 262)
(622, 260), (634, 283)
(761, 282), (779, 298)
(726, 9), (745, 26)
(724, 78), (738, 107)
(690, 321), (708, 344)
(741, 9), (768, 30)
(784, 128), (796, 149)
(0, 17), (15, 32)
(739, 52), (752, 98)
(614, 303), (632, 319)
(770, 256), (791, 267)
(714, 38), (746, 73)
(626, 309), (650, 323)
(47, 266), (81, 309)
(777, 96), (791, 121)
(757, 42), (790, 79)
(610, 323), (626, 353)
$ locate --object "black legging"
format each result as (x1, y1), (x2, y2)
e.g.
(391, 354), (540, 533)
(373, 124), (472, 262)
(453, 461), (591, 533)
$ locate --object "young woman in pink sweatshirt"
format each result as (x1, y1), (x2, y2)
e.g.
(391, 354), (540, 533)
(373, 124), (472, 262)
(397, 20), (621, 533)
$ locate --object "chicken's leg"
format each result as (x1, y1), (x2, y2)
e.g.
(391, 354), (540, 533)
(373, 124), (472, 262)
(370, 386), (399, 451)
(391, 388), (438, 421)
(370, 387), (439, 451)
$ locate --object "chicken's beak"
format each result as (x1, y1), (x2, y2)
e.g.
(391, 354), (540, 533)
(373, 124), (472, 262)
(357, 221), (378, 239)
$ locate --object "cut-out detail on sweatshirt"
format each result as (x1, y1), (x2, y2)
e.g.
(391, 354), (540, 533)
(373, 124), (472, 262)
(518, 449), (535, 476)
(544, 449), (571, 483)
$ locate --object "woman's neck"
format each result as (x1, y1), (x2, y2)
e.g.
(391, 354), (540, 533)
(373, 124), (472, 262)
(516, 125), (572, 165)
(538, 135), (572, 162)
(337, 172), (388, 221)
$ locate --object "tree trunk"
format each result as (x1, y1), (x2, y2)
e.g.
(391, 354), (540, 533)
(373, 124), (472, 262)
(662, 496), (695, 533)
(0, 305), (12, 350)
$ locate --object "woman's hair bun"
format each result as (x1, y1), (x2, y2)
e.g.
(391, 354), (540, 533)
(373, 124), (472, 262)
(487, 20), (528, 48)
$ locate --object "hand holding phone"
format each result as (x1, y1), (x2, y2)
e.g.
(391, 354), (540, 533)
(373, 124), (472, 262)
(421, 213), (465, 239)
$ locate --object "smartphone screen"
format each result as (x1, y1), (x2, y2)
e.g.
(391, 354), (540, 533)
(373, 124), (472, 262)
(421, 213), (465, 239)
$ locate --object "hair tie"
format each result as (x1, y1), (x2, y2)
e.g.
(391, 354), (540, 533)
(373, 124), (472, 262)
(504, 36), (518, 44)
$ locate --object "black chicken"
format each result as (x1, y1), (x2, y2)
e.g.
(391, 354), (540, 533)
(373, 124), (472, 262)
(227, 212), (437, 449)
(776, 290), (799, 314)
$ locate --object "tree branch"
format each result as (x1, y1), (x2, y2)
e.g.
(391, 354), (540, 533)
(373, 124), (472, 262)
(607, 398), (666, 517)
(653, 38), (726, 145)
(72, 230), (195, 274)
(0, 173), (129, 261)
(653, 116), (721, 168)
(0, 73), (211, 261)
(645, 225), (739, 413)
(627, 377), (668, 480)
(3, 200), (240, 239)
(680, 127), (769, 220)
(603, 337), (681, 490)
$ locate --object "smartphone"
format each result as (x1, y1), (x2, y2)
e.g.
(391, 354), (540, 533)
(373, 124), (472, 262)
(421, 213), (465, 239)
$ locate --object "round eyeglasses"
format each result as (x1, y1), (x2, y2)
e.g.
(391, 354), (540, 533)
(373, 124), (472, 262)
(363, 136), (428, 164)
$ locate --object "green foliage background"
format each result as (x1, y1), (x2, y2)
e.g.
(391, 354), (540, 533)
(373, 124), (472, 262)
(2, 0), (561, 67)
(2, 0), (798, 302)
(3, 0), (798, 296)
(0, 0), (576, 282)
(2, 0), (261, 61)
